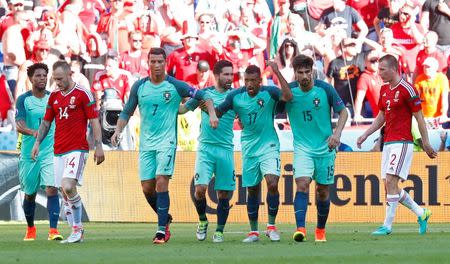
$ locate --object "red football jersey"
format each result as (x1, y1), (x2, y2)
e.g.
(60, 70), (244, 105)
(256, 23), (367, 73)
(91, 73), (131, 102)
(44, 84), (98, 155)
(378, 79), (422, 143)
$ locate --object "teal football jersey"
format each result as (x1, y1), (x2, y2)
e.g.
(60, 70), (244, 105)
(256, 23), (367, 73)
(185, 86), (235, 150)
(217, 86), (280, 157)
(15, 91), (55, 160)
(285, 80), (345, 156)
(120, 76), (207, 150)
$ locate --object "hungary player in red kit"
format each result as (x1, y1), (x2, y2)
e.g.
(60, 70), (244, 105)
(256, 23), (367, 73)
(32, 61), (105, 243)
(357, 55), (437, 236)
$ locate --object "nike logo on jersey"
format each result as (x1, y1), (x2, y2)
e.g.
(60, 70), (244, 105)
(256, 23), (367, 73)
(27, 108), (35, 111)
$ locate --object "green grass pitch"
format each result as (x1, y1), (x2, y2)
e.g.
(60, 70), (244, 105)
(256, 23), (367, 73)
(2, 222), (450, 263)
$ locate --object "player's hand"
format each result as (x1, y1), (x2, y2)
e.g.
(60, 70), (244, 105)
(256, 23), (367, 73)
(438, 2), (450, 13)
(94, 146), (105, 165)
(32, 130), (39, 138)
(440, 131), (448, 143)
(266, 60), (279, 72)
(327, 133), (341, 151)
(31, 143), (39, 161)
(356, 134), (367, 149)
(199, 100), (208, 112)
(209, 115), (219, 129)
(111, 131), (122, 147)
(423, 142), (437, 159)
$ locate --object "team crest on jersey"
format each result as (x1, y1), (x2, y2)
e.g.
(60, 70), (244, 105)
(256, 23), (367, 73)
(164, 91), (171, 101)
(394, 91), (400, 102)
(313, 97), (321, 109)
(257, 99), (264, 108)
(69, 96), (76, 109)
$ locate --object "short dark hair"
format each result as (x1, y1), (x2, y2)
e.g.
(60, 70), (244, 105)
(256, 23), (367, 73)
(379, 54), (398, 71)
(292, 54), (314, 71)
(213, 60), (233, 75)
(27, 63), (49, 78)
(244, 65), (261, 76)
(53, 60), (71, 72)
(148, 47), (166, 60)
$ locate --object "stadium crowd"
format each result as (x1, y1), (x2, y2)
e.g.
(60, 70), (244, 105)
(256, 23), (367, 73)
(0, 0), (449, 150)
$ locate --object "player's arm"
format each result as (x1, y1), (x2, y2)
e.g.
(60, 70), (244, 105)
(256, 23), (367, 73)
(111, 78), (141, 146)
(168, 76), (218, 128)
(15, 95), (37, 137)
(413, 110), (437, 159)
(266, 60), (292, 102)
(215, 89), (237, 118)
(90, 117), (105, 165)
(328, 107), (348, 150)
(31, 120), (51, 160)
(357, 111), (385, 149)
(179, 98), (199, 114)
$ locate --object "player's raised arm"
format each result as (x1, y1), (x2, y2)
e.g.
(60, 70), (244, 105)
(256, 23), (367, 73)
(357, 111), (386, 149)
(413, 110), (437, 159)
(266, 61), (292, 102)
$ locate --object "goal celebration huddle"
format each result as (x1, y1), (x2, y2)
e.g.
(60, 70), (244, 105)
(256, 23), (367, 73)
(17, 48), (436, 245)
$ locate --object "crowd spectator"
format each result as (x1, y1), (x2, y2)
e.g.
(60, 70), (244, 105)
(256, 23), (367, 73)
(354, 50), (383, 121)
(119, 30), (148, 80)
(166, 22), (216, 82)
(414, 31), (448, 80)
(414, 57), (449, 119)
(374, 0), (405, 37)
(421, 0), (450, 58)
(185, 60), (215, 89)
(327, 37), (366, 112)
(91, 51), (132, 106)
(390, 3), (425, 80)
(317, 0), (369, 43)
(263, 38), (299, 86)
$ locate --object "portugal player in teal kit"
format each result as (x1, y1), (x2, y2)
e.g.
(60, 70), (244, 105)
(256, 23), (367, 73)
(15, 63), (62, 241)
(216, 64), (292, 242)
(179, 60), (236, 243)
(111, 48), (218, 244)
(280, 55), (348, 242)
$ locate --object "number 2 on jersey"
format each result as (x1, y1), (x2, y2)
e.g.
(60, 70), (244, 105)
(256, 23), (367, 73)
(59, 107), (69, 119)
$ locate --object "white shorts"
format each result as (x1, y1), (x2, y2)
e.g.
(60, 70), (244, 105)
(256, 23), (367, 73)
(54, 151), (88, 187)
(381, 143), (413, 181)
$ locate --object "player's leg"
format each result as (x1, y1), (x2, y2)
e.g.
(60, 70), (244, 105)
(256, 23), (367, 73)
(213, 148), (235, 243)
(312, 153), (336, 242)
(194, 185), (209, 241)
(40, 158), (62, 240)
(152, 148), (176, 244)
(45, 186), (62, 240)
(292, 152), (313, 242)
(373, 143), (414, 235)
(61, 152), (88, 243)
(19, 159), (40, 241)
(261, 156), (281, 242)
(243, 184), (261, 243)
(54, 155), (73, 228)
(242, 156), (263, 243)
(193, 145), (215, 241)
(213, 190), (232, 243)
(394, 144), (431, 234)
